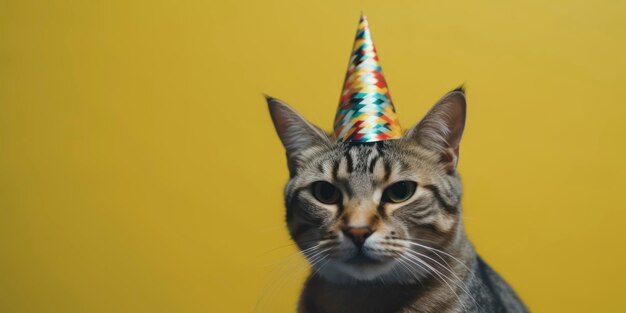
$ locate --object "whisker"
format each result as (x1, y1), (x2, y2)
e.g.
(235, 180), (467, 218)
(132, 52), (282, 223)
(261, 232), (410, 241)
(254, 246), (330, 312)
(401, 254), (468, 312)
(404, 249), (480, 309)
(394, 257), (422, 285)
(309, 255), (330, 278)
(254, 254), (309, 312)
(304, 248), (332, 265)
(295, 236), (338, 246)
(259, 244), (321, 267)
(404, 249), (465, 285)
(401, 238), (472, 272)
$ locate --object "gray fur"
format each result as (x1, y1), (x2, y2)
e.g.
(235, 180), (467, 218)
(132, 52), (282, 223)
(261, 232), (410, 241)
(267, 90), (528, 312)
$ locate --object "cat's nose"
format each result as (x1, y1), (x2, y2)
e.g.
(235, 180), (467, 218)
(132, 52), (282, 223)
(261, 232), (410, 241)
(343, 226), (373, 248)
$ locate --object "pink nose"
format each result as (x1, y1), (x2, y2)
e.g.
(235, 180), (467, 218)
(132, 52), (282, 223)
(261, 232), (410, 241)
(343, 227), (373, 248)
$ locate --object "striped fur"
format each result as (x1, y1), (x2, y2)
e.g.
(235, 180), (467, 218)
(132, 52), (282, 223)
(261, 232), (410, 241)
(267, 89), (528, 313)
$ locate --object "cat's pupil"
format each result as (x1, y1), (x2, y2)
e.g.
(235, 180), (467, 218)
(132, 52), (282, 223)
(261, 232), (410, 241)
(313, 181), (340, 204)
(383, 181), (417, 203)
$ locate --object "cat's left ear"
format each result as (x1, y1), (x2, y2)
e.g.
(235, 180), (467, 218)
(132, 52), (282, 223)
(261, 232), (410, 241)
(266, 96), (331, 174)
(404, 88), (467, 167)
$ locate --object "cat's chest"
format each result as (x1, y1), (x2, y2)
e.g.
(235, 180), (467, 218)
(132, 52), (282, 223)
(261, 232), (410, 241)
(298, 298), (458, 313)
(298, 278), (458, 313)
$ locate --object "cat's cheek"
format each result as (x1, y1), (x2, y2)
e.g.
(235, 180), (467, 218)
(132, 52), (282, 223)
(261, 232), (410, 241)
(432, 211), (457, 234)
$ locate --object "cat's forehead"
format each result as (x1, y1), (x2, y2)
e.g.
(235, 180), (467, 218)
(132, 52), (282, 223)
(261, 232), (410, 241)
(296, 140), (441, 183)
(326, 142), (395, 170)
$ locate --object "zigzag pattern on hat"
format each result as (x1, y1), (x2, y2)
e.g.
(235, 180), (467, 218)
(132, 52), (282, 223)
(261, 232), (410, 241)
(333, 15), (402, 143)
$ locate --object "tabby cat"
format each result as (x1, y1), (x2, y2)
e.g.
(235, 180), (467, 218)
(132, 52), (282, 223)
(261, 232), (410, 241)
(267, 88), (528, 313)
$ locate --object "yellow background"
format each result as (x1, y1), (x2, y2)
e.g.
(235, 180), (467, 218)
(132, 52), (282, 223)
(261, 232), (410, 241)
(1, 0), (625, 312)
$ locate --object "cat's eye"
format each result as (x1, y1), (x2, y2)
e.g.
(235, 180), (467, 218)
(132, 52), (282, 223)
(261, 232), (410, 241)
(382, 181), (417, 203)
(311, 181), (341, 205)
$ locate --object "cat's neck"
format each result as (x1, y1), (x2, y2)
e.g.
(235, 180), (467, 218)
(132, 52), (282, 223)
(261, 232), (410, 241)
(299, 275), (428, 313)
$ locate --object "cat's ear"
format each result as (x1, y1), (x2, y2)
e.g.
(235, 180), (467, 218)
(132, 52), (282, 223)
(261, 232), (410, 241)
(405, 88), (466, 166)
(266, 96), (331, 173)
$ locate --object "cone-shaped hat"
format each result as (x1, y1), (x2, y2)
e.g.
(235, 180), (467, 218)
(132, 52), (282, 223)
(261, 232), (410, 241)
(333, 15), (402, 143)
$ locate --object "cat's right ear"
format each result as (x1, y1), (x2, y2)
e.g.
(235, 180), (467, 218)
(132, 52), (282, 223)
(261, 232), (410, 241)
(404, 88), (467, 168)
(266, 96), (331, 174)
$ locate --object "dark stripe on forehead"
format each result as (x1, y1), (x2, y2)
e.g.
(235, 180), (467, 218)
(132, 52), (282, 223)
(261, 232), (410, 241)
(368, 155), (379, 173)
(343, 149), (354, 173)
(374, 141), (387, 155)
(423, 184), (459, 214)
(332, 159), (340, 180)
(317, 162), (325, 174)
(383, 159), (392, 182)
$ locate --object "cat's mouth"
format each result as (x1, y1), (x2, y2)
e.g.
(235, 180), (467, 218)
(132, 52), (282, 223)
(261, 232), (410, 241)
(345, 252), (383, 265)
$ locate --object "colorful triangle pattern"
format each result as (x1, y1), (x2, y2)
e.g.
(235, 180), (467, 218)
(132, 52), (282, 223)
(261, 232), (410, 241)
(333, 15), (403, 143)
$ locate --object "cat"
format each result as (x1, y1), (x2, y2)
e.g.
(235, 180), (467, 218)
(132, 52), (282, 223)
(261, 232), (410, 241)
(266, 87), (529, 313)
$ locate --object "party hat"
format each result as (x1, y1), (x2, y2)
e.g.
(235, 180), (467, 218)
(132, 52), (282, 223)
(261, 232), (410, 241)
(333, 14), (402, 143)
